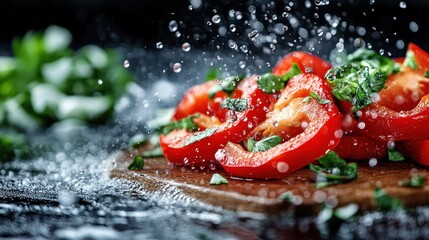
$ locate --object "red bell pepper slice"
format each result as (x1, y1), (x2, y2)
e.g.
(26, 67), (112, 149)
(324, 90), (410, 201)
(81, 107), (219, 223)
(399, 140), (429, 166)
(160, 75), (271, 166)
(272, 51), (332, 79)
(215, 74), (342, 179)
(334, 135), (387, 160)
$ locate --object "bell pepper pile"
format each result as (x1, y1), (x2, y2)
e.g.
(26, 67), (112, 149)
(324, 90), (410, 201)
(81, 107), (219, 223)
(157, 43), (429, 179)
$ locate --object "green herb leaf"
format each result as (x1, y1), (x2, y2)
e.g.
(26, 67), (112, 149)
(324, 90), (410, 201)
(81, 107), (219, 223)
(424, 70), (429, 78)
(246, 138), (256, 152)
(208, 75), (244, 99)
(303, 92), (331, 104)
(374, 188), (404, 211)
(220, 98), (248, 112)
(185, 128), (217, 146)
(141, 147), (164, 158)
(278, 191), (295, 202)
(129, 134), (148, 149)
(388, 148), (405, 162)
(400, 174), (425, 188)
(310, 151), (358, 188)
(257, 63), (301, 93)
(252, 135), (283, 152)
(156, 114), (199, 135)
(403, 50), (419, 70)
(210, 173), (228, 185)
(128, 156), (145, 170)
(205, 68), (219, 81)
(326, 49), (394, 110)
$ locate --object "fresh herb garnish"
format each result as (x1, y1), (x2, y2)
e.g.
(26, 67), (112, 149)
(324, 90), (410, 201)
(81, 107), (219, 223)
(387, 148), (405, 162)
(303, 91), (331, 104)
(257, 63), (301, 93)
(309, 151), (357, 188)
(318, 203), (359, 223)
(220, 98), (248, 112)
(185, 128), (217, 146)
(208, 75), (244, 99)
(156, 114), (199, 135)
(374, 188), (404, 211)
(128, 156), (145, 170)
(141, 147), (164, 158)
(424, 70), (429, 78)
(210, 173), (228, 185)
(251, 135), (283, 152)
(246, 138), (256, 152)
(129, 134), (148, 149)
(403, 50), (419, 70)
(278, 191), (295, 202)
(205, 68), (219, 81)
(400, 174), (425, 188)
(326, 48), (394, 111)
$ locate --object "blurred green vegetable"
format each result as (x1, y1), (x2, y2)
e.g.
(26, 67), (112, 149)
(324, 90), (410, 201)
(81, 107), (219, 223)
(0, 25), (134, 130)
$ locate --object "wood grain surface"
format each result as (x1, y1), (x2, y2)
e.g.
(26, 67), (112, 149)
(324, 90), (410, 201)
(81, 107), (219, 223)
(109, 147), (429, 214)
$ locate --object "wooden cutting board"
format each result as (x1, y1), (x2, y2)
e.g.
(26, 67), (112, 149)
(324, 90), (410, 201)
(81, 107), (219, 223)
(109, 147), (429, 214)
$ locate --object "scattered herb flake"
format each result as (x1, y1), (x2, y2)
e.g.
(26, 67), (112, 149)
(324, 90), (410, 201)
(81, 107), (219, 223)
(388, 148), (405, 162)
(205, 68), (219, 81)
(303, 92), (331, 104)
(310, 151), (357, 188)
(403, 51), (419, 70)
(221, 98), (248, 112)
(128, 156), (145, 170)
(424, 70), (429, 78)
(185, 128), (217, 146)
(400, 174), (425, 188)
(374, 188), (404, 212)
(208, 75), (244, 99)
(210, 173), (228, 185)
(280, 63), (302, 81)
(246, 138), (256, 152)
(278, 191), (294, 202)
(252, 135), (283, 152)
(156, 114), (199, 135)
(257, 63), (301, 93)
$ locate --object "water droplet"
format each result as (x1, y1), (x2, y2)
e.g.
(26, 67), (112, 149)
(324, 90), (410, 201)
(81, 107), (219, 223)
(387, 141), (395, 150)
(409, 21), (419, 32)
(173, 63), (182, 73)
(277, 162), (289, 173)
(228, 40), (237, 50)
(168, 20), (178, 32)
(357, 122), (366, 129)
(182, 42), (191, 52)
(239, 61), (246, 69)
(229, 24), (237, 32)
(396, 39), (405, 49)
(123, 60), (130, 68)
(190, 0), (202, 9)
(369, 158), (378, 167)
(399, 1), (407, 8)
(97, 79), (103, 85)
(240, 45), (249, 53)
(317, 29), (324, 36)
(175, 31), (181, 38)
(212, 15), (221, 24)
(156, 42), (163, 49)
(315, 0), (330, 6)
(248, 30), (259, 41)
(235, 11), (243, 20)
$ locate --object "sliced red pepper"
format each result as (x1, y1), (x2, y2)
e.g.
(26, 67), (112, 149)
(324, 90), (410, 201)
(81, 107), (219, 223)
(215, 74), (342, 179)
(407, 42), (429, 72)
(272, 51), (332, 79)
(160, 75), (271, 166)
(398, 140), (429, 166)
(334, 135), (387, 160)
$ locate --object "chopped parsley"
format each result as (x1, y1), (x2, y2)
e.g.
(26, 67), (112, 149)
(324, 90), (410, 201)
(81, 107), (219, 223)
(248, 135), (283, 152)
(205, 68), (219, 81)
(309, 151), (357, 188)
(374, 188), (404, 211)
(387, 148), (405, 162)
(257, 63), (301, 93)
(128, 155), (145, 170)
(403, 50), (419, 70)
(326, 48), (394, 111)
(424, 70), (429, 78)
(155, 114), (199, 135)
(210, 173), (228, 185)
(303, 91), (331, 104)
(184, 128), (217, 146)
(220, 98), (248, 112)
(208, 75), (244, 99)
(400, 174), (425, 188)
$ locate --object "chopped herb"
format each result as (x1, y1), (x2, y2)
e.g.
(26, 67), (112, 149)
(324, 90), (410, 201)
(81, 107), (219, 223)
(185, 128), (217, 146)
(388, 148), (405, 162)
(309, 151), (357, 188)
(205, 68), (219, 81)
(303, 92), (331, 104)
(326, 48), (394, 111)
(156, 115), (199, 135)
(221, 98), (248, 112)
(208, 75), (244, 99)
(252, 135), (283, 152)
(374, 188), (404, 212)
(246, 138), (256, 152)
(400, 174), (425, 188)
(318, 203), (359, 223)
(257, 63), (301, 93)
(403, 50), (419, 70)
(424, 70), (429, 78)
(141, 147), (164, 158)
(128, 156), (145, 170)
(210, 173), (228, 185)
(129, 134), (148, 149)
(279, 191), (294, 202)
